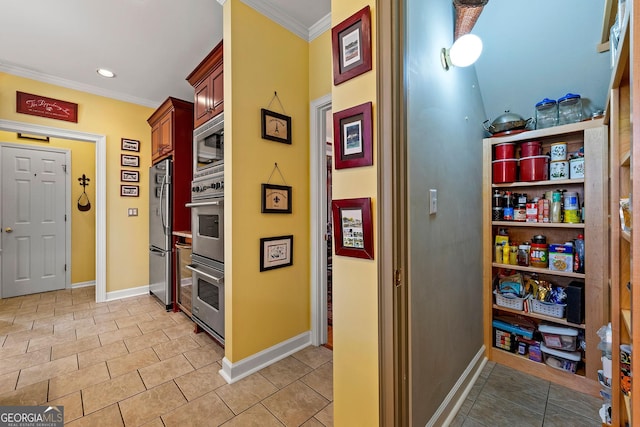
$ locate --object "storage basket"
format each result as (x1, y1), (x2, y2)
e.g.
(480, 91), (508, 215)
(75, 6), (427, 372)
(494, 291), (525, 311)
(531, 299), (566, 318)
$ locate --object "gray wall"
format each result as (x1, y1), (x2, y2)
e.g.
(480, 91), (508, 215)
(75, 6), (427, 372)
(406, 0), (486, 423)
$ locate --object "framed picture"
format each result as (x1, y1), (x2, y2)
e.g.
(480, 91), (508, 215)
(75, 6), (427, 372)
(261, 183), (292, 214)
(260, 235), (294, 271)
(121, 185), (139, 197)
(121, 154), (139, 167)
(121, 138), (140, 152)
(332, 197), (373, 259)
(333, 101), (373, 169)
(331, 6), (372, 85)
(261, 109), (292, 144)
(121, 170), (140, 182)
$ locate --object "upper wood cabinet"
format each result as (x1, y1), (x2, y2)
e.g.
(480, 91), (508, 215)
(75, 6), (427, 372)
(147, 97), (194, 164)
(187, 41), (223, 129)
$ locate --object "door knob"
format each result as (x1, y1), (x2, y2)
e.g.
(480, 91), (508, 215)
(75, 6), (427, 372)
(4, 227), (12, 233)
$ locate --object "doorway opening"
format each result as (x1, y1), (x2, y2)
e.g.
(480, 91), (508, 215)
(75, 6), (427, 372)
(0, 120), (107, 302)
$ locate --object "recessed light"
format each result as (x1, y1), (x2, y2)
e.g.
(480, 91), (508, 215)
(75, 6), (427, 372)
(97, 68), (116, 78)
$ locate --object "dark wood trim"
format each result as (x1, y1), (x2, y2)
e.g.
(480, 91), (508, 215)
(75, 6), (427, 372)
(186, 40), (223, 86)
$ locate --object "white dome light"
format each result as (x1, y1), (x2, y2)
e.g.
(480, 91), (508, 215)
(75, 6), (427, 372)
(441, 34), (483, 71)
(97, 68), (116, 78)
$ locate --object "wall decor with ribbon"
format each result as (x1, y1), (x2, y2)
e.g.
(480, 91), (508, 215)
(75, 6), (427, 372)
(77, 174), (91, 211)
(261, 162), (292, 214)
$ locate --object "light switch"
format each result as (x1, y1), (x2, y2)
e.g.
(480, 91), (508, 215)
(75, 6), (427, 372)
(429, 189), (437, 215)
(128, 208), (138, 216)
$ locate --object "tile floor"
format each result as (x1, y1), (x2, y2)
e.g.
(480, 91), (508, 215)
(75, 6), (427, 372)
(0, 287), (333, 426)
(451, 360), (604, 427)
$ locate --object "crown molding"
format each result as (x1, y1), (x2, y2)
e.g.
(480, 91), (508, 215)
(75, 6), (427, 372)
(217, 0), (226, 5)
(0, 63), (160, 108)
(240, 0), (331, 42)
(309, 12), (331, 41)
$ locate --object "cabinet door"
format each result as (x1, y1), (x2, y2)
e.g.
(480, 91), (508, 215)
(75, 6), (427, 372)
(210, 64), (224, 117)
(159, 112), (173, 155)
(194, 80), (211, 129)
(151, 123), (162, 163)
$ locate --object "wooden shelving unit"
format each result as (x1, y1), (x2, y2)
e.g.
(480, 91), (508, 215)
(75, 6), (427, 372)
(607, 1), (637, 425)
(482, 120), (608, 398)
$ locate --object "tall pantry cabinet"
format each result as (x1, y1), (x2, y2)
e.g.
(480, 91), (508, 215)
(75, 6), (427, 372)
(608, 1), (638, 425)
(482, 120), (608, 396)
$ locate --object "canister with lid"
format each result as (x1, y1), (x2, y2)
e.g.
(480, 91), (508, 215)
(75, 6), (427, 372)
(558, 93), (583, 125)
(563, 191), (580, 223)
(535, 98), (558, 129)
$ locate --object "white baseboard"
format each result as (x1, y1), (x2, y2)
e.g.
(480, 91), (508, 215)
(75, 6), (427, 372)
(427, 345), (487, 427)
(106, 285), (150, 302)
(219, 331), (312, 384)
(71, 280), (96, 289)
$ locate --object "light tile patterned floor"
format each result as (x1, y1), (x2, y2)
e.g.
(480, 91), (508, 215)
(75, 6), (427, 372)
(0, 287), (333, 426)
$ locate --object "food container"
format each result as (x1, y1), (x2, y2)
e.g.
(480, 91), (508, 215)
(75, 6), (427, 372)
(570, 157), (585, 178)
(519, 155), (549, 181)
(558, 93), (583, 125)
(520, 141), (542, 157)
(549, 243), (573, 272)
(494, 328), (517, 352)
(540, 343), (581, 373)
(535, 98), (558, 129)
(563, 191), (580, 223)
(550, 142), (567, 161)
(530, 242), (548, 268)
(492, 159), (517, 183)
(494, 143), (516, 160)
(538, 324), (579, 351)
(549, 160), (569, 180)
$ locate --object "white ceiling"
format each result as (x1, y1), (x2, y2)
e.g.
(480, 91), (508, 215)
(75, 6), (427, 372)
(0, 0), (330, 108)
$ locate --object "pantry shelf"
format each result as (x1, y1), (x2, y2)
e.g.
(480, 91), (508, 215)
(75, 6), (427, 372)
(493, 304), (585, 329)
(492, 262), (585, 279)
(492, 221), (584, 229)
(492, 178), (584, 189)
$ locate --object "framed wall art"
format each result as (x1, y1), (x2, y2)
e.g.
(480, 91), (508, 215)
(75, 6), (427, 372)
(261, 183), (292, 214)
(121, 154), (139, 167)
(261, 109), (291, 144)
(121, 170), (140, 182)
(332, 197), (373, 259)
(331, 6), (372, 85)
(333, 101), (373, 169)
(260, 235), (294, 271)
(121, 138), (140, 152)
(121, 185), (139, 197)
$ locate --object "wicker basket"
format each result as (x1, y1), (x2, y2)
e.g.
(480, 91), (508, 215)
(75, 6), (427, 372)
(531, 299), (566, 318)
(494, 291), (525, 311)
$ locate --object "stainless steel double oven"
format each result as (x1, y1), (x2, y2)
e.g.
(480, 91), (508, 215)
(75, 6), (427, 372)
(187, 116), (225, 344)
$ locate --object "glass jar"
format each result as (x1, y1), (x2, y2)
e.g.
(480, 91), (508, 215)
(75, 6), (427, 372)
(535, 98), (558, 129)
(558, 93), (583, 125)
(517, 244), (530, 266)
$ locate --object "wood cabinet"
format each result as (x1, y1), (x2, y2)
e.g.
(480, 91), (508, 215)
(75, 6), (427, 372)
(607, 2), (638, 425)
(148, 97), (193, 164)
(187, 41), (223, 129)
(482, 121), (608, 398)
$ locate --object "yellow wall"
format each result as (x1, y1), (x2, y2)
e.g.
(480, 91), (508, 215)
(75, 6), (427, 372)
(0, 131), (96, 284)
(0, 73), (154, 293)
(331, 1), (380, 425)
(309, 31), (332, 101)
(224, 0), (311, 361)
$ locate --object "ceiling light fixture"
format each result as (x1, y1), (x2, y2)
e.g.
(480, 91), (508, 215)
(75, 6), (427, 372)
(441, 33), (483, 71)
(97, 68), (116, 78)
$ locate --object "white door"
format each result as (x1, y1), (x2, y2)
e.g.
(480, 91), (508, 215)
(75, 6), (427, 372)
(1, 145), (67, 297)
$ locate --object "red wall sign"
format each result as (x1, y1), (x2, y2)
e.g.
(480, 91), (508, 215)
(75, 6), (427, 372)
(16, 91), (78, 123)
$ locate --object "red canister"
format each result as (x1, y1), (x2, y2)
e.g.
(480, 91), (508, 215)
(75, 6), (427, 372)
(519, 155), (549, 181)
(492, 159), (517, 183)
(494, 143), (516, 160)
(520, 141), (542, 157)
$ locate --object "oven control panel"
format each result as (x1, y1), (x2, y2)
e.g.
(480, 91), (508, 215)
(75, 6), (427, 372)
(191, 162), (224, 200)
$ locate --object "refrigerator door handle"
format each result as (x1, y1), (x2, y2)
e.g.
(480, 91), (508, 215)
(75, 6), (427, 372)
(186, 200), (222, 208)
(159, 174), (168, 235)
(150, 246), (166, 256)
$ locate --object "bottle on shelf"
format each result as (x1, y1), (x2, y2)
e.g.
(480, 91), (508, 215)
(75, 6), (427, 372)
(551, 191), (562, 223)
(503, 242), (511, 264)
(493, 190), (503, 221)
(574, 234), (585, 273)
(503, 191), (514, 221)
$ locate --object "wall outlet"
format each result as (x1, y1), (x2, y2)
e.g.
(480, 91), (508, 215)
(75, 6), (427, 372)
(128, 208), (138, 216)
(429, 189), (437, 215)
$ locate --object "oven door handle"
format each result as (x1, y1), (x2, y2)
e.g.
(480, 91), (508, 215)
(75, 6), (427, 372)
(186, 264), (224, 283)
(186, 201), (223, 208)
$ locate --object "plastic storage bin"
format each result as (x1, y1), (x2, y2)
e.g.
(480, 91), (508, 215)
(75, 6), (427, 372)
(492, 159), (517, 183)
(535, 98), (558, 129)
(558, 93), (583, 125)
(540, 343), (581, 373)
(538, 324), (579, 351)
(519, 155), (549, 181)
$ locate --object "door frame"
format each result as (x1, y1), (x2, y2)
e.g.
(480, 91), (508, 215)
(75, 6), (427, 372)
(310, 93), (332, 346)
(0, 120), (107, 302)
(0, 143), (72, 293)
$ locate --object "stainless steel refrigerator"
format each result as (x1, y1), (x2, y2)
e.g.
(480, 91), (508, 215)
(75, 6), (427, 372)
(149, 158), (172, 309)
